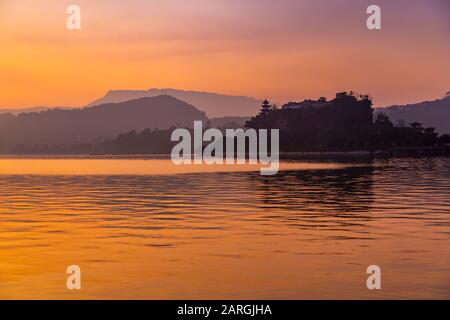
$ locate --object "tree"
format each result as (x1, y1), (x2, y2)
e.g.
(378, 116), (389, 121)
(410, 122), (422, 129)
(438, 134), (450, 145)
(423, 127), (438, 146)
(374, 113), (393, 130)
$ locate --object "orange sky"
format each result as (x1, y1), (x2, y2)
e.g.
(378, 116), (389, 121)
(0, 0), (449, 108)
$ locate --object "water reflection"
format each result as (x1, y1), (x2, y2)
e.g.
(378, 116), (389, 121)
(247, 166), (375, 239)
(0, 157), (448, 299)
(252, 165), (374, 209)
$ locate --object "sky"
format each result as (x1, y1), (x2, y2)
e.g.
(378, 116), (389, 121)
(0, 0), (449, 108)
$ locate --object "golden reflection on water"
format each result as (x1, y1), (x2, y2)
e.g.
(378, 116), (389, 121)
(0, 157), (449, 299)
(0, 158), (345, 175)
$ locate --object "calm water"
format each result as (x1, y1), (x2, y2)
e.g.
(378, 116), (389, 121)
(0, 157), (449, 299)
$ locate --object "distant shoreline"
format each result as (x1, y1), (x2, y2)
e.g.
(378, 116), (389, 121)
(1, 146), (449, 159)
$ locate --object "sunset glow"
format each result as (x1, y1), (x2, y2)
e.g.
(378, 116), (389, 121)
(1, 0), (449, 108)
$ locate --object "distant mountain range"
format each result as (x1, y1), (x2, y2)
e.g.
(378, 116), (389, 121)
(1, 90), (449, 152)
(0, 106), (50, 115)
(0, 95), (207, 148)
(87, 88), (262, 118)
(376, 93), (450, 134)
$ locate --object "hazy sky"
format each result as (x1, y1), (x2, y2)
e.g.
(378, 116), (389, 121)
(0, 0), (449, 108)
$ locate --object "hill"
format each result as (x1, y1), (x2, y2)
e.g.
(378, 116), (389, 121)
(376, 93), (450, 134)
(0, 95), (207, 149)
(0, 107), (50, 115)
(87, 88), (261, 117)
(209, 116), (250, 129)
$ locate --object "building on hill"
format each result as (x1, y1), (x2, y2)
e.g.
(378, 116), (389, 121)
(259, 99), (272, 115)
(246, 92), (374, 151)
(282, 99), (329, 110)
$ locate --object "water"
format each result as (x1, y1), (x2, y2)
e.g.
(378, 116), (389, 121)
(0, 157), (449, 299)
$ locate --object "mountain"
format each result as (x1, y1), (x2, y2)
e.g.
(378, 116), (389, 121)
(0, 107), (50, 115)
(0, 95), (207, 149)
(87, 88), (262, 117)
(376, 93), (450, 134)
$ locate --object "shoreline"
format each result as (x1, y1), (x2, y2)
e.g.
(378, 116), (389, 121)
(0, 146), (449, 159)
